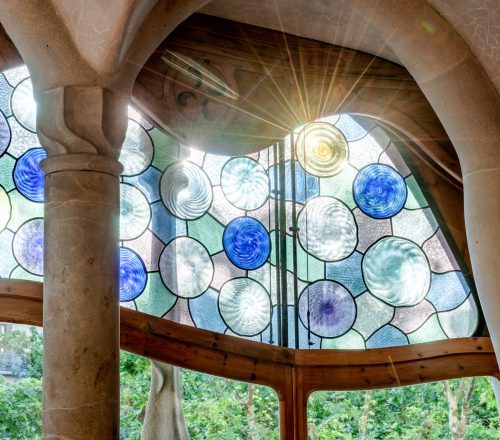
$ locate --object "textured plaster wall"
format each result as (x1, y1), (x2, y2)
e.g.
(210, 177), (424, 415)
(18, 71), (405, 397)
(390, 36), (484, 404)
(429, 0), (500, 92)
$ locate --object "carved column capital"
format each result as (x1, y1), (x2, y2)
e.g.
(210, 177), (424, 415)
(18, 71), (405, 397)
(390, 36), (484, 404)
(36, 85), (129, 160)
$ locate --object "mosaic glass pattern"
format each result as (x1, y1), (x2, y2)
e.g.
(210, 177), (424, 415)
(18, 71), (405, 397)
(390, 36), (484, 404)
(0, 66), (479, 349)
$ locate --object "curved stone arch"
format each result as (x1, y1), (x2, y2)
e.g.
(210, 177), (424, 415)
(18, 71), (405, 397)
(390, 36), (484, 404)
(1, 1), (497, 171)
(348, 0), (500, 365)
(351, 0), (500, 173)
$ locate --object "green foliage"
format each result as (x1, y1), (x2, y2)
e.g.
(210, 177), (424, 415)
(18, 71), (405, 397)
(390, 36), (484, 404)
(0, 376), (42, 439)
(182, 373), (279, 440)
(463, 377), (500, 439)
(0, 329), (29, 353)
(118, 359), (280, 440)
(307, 377), (500, 440)
(119, 351), (151, 440)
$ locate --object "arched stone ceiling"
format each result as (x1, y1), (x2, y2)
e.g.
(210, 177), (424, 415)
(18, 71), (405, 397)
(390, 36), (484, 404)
(200, 0), (401, 63)
(201, 0), (500, 93)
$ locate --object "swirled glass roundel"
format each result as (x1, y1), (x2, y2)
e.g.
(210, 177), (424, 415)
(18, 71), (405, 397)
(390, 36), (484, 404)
(159, 237), (213, 298)
(13, 218), (44, 275)
(221, 157), (269, 210)
(13, 148), (46, 202)
(219, 278), (271, 336)
(363, 237), (431, 306)
(297, 196), (357, 261)
(11, 77), (37, 132)
(354, 164), (407, 218)
(296, 122), (348, 177)
(223, 217), (270, 270)
(120, 184), (150, 240)
(119, 247), (147, 302)
(119, 119), (153, 176)
(298, 280), (356, 337)
(160, 161), (212, 220)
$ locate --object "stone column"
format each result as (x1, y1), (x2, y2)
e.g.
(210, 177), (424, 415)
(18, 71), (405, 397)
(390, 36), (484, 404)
(41, 153), (122, 439)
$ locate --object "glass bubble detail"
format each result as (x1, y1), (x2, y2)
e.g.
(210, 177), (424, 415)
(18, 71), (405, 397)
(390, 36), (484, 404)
(221, 157), (269, 210)
(223, 217), (270, 270)
(13, 148), (46, 202)
(363, 237), (431, 307)
(298, 280), (356, 338)
(159, 237), (213, 299)
(119, 247), (147, 302)
(297, 196), (357, 261)
(219, 278), (271, 336)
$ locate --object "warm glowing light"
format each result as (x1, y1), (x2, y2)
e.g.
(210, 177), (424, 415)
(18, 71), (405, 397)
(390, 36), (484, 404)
(296, 122), (348, 177)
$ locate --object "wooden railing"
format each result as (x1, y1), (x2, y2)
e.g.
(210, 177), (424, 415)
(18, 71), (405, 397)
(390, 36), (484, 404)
(1, 279), (498, 439)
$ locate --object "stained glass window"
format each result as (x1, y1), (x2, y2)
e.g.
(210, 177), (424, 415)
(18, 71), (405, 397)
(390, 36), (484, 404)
(0, 65), (480, 349)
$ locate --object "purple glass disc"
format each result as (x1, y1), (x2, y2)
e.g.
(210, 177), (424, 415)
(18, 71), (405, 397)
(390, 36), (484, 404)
(298, 280), (356, 337)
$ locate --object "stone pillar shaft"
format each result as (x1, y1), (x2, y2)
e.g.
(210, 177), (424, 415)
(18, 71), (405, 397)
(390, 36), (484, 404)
(463, 171), (500, 366)
(42, 154), (122, 439)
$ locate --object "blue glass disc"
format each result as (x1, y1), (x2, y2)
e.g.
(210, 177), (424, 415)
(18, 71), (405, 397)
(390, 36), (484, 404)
(13, 148), (46, 202)
(223, 217), (270, 270)
(119, 247), (147, 302)
(353, 164), (407, 218)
